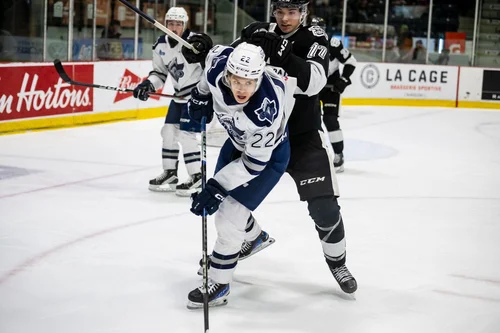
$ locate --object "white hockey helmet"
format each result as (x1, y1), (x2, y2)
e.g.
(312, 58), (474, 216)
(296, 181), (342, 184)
(165, 7), (189, 27)
(225, 42), (266, 88)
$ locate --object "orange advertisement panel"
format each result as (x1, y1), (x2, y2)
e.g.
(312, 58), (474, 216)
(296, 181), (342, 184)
(445, 32), (466, 54)
(0, 64), (94, 121)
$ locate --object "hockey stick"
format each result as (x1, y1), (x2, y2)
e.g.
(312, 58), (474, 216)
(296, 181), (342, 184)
(53, 60), (177, 98)
(200, 116), (210, 332)
(116, 0), (199, 54)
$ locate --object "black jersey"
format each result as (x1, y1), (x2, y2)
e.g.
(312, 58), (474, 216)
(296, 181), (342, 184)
(326, 37), (356, 84)
(237, 22), (330, 136)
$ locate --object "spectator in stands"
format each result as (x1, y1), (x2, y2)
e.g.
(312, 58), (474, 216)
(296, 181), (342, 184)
(0, 29), (16, 61)
(395, 24), (413, 62)
(410, 39), (426, 63)
(434, 48), (450, 65)
(101, 20), (122, 39)
(97, 20), (123, 60)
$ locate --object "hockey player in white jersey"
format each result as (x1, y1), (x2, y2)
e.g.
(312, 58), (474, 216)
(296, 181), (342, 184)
(184, 42), (296, 309)
(133, 7), (212, 196)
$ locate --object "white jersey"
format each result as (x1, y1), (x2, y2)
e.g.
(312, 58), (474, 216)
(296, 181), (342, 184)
(197, 45), (296, 191)
(148, 30), (204, 103)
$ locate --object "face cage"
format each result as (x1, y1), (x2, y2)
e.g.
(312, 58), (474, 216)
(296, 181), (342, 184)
(271, 4), (308, 26)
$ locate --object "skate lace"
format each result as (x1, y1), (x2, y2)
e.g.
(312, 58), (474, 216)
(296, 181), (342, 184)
(155, 170), (169, 181)
(331, 265), (352, 283)
(198, 282), (220, 295)
(241, 240), (252, 253)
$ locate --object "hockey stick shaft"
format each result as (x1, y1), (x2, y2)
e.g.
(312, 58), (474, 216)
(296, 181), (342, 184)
(116, 0), (199, 54)
(53, 60), (178, 99)
(200, 116), (210, 332)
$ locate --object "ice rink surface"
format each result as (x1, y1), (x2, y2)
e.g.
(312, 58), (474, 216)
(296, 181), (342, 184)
(1, 106), (500, 333)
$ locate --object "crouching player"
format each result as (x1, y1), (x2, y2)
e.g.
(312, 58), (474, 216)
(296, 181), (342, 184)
(183, 41), (296, 308)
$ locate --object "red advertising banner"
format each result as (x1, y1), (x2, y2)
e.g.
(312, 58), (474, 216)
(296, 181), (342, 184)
(113, 68), (163, 103)
(445, 32), (466, 54)
(0, 64), (94, 121)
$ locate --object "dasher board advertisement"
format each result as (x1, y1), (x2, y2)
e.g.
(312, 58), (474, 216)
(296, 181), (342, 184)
(92, 61), (174, 113)
(481, 70), (500, 101)
(345, 62), (459, 101)
(0, 63), (94, 122)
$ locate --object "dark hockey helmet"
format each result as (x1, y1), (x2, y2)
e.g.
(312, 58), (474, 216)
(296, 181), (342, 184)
(271, 0), (309, 8)
(311, 16), (326, 30)
(271, 0), (309, 24)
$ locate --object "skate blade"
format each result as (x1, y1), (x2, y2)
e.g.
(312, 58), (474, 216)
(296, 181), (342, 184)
(148, 184), (177, 192)
(175, 188), (201, 197)
(334, 165), (344, 173)
(186, 298), (228, 310)
(197, 238), (276, 276)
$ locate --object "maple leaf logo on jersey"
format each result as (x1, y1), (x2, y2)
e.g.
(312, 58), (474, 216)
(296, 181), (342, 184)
(208, 55), (227, 73)
(168, 58), (184, 82)
(254, 98), (278, 125)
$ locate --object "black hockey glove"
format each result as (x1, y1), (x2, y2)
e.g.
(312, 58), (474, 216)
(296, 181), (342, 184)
(190, 178), (228, 216)
(133, 79), (155, 101)
(182, 33), (213, 65)
(240, 22), (270, 42)
(248, 31), (292, 66)
(187, 87), (214, 123)
(332, 76), (351, 94)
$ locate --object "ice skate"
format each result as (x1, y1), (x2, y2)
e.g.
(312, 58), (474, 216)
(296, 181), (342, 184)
(187, 279), (230, 309)
(239, 230), (275, 260)
(175, 173), (202, 197)
(197, 231), (275, 275)
(330, 264), (357, 294)
(334, 152), (344, 173)
(148, 169), (178, 192)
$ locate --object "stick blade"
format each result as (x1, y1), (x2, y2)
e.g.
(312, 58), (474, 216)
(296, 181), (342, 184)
(53, 59), (72, 83)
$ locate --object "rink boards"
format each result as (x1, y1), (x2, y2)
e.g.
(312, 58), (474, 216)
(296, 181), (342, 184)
(1, 61), (499, 134)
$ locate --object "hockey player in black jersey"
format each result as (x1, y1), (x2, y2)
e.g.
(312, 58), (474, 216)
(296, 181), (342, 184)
(314, 17), (357, 172)
(234, 0), (357, 294)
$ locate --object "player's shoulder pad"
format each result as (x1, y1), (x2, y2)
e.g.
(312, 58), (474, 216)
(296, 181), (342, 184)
(243, 74), (281, 128)
(330, 36), (344, 49)
(264, 68), (286, 94)
(206, 45), (234, 86)
(302, 25), (329, 43)
(293, 25), (329, 50)
(152, 35), (166, 50)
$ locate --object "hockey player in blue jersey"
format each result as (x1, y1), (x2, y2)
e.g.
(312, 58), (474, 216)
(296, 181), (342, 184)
(133, 7), (212, 196)
(184, 42), (297, 309)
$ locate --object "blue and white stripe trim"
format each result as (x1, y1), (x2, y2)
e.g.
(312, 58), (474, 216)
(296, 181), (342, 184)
(210, 251), (240, 270)
(242, 154), (267, 176)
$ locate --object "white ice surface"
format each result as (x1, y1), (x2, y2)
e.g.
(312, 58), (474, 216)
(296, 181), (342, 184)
(1, 106), (500, 333)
